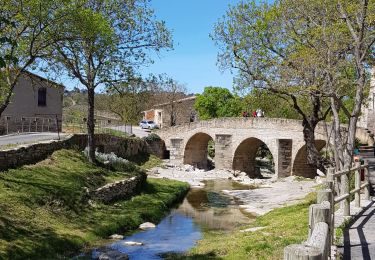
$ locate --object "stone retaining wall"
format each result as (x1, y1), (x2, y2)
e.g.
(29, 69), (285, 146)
(0, 134), (165, 171)
(90, 172), (147, 203)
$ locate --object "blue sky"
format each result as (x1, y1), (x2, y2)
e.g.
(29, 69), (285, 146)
(141, 0), (242, 94)
(55, 0), (243, 93)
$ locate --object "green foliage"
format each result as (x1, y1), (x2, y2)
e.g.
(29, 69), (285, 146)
(207, 139), (215, 158)
(143, 133), (161, 142)
(194, 86), (245, 120)
(0, 149), (188, 258)
(244, 89), (301, 119)
(0, 0), (64, 114)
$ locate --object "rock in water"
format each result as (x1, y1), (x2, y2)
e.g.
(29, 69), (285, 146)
(109, 234), (124, 240)
(149, 168), (159, 175)
(123, 241), (144, 246)
(98, 250), (129, 260)
(139, 222), (156, 230)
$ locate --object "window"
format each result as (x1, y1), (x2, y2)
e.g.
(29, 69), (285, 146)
(38, 88), (47, 106)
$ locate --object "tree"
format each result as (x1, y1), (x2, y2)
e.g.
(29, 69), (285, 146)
(194, 86), (245, 120)
(101, 76), (152, 124)
(332, 1), (375, 172)
(154, 75), (187, 127)
(243, 89), (302, 119)
(49, 0), (172, 163)
(0, 0), (65, 117)
(212, 0), (374, 174)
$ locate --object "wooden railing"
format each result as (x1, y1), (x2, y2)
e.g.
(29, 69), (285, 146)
(284, 162), (371, 260)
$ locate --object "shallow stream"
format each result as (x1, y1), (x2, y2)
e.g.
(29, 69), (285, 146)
(88, 180), (255, 259)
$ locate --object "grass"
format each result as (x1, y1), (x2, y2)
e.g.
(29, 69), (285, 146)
(164, 192), (317, 260)
(0, 143), (21, 151)
(0, 149), (189, 259)
(127, 153), (163, 170)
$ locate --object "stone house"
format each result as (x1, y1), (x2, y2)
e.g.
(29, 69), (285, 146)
(358, 68), (375, 130)
(142, 95), (197, 128)
(0, 71), (64, 134)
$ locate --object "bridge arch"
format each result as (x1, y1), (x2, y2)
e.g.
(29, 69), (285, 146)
(183, 132), (214, 170)
(232, 137), (276, 177)
(292, 140), (326, 178)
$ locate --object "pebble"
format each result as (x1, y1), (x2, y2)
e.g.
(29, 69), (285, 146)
(123, 241), (144, 246)
(139, 222), (156, 230)
(109, 234), (124, 240)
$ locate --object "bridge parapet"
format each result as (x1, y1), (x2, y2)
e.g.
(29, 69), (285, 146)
(157, 117), (305, 140)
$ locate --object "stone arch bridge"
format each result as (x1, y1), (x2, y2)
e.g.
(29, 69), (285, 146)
(156, 118), (338, 178)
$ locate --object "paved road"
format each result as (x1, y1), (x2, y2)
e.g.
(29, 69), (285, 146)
(338, 150), (375, 260)
(0, 132), (67, 146)
(109, 125), (151, 138)
(340, 199), (375, 260)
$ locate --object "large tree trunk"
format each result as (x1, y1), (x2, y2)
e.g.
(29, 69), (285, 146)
(0, 73), (17, 118)
(87, 87), (96, 163)
(0, 92), (12, 117)
(302, 119), (326, 174)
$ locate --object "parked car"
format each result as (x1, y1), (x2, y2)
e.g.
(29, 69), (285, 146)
(139, 120), (159, 129)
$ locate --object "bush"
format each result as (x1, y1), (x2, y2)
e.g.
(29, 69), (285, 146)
(83, 148), (137, 172)
(143, 133), (161, 142)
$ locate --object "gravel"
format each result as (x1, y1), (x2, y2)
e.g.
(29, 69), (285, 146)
(148, 161), (317, 215)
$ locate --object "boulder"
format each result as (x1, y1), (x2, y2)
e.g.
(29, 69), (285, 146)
(183, 164), (195, 172)
(139, 222), (156, 230)
(109, 234), (124, 240)
(98, 250), (129, 260)
(123, 241), (144, 246)
(149, 168), (159, 175)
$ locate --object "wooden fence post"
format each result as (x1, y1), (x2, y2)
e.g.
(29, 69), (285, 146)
(354, 161), (361, 207)
(341, 166), (350, 217)
(364, 162), (370, 201)
(317, 189), (333, 204)
(306, 222), (330, 260)
(284, 244), (322, 260)
(316, 189), (333, 252)
(308, 201), (331, 238)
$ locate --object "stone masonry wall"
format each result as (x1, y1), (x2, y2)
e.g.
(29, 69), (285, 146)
(0, 134), (165, 171)
(90, 172), (147, 203)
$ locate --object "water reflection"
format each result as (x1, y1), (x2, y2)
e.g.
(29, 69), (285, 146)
(89, 180), (254, 259)
(176, 180), (254, 230)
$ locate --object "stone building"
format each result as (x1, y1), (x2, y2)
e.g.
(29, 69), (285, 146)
(142, 95), (197, 128)
(0, 71), (64, 134)
(358, 67), (375, 132)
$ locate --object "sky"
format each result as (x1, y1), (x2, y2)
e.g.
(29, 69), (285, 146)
(141, 0), (242, 94)
(55, 0), (243, 94)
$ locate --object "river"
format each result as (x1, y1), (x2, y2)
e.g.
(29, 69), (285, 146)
(87, 180), (255, 259)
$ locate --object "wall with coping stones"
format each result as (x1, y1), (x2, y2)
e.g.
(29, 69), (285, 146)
(0, 134), (165, 171)
(90, 172), (147, 203)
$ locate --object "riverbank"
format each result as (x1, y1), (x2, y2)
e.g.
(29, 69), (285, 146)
(0, 149), (189, 259)
(149, 163), (317, 216)
(148, 163), (318, 259)
(164, 192), (316, 259)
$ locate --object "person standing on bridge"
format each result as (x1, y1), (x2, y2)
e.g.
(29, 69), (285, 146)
(256, 109), (265, 117)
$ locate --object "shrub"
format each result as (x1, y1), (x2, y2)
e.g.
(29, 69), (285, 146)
(143, 133), (161, 142)
(83, 148), (137, 172)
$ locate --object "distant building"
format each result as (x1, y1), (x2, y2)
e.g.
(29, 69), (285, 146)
(358, 67), (375, 130)
(142, 95), (197, 128)
(0, 71), (64, 134)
